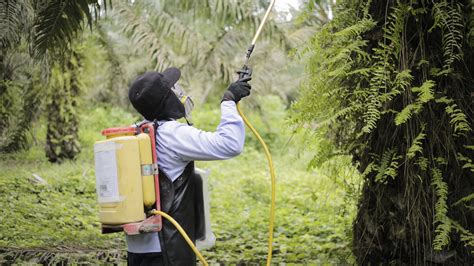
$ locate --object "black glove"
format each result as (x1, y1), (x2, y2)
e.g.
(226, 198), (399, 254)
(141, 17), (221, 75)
(222, 77), (251, 103)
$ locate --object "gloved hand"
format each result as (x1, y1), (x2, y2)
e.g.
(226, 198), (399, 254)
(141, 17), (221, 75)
(222, 77), (251, 103)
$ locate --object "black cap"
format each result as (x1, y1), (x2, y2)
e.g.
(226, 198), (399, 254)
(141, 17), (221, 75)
(129, 67), (184, 121)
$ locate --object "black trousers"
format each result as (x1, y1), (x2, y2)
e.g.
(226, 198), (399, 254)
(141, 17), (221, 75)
(127, 252), (164, 266)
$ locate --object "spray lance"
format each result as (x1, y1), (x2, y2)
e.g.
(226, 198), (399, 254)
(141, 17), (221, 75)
(154, 1), (279, 265)
(237, 0), (277, 80)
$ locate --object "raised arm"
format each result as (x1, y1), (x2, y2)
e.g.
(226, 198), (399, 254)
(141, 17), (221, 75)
(160, 101), (246, 161)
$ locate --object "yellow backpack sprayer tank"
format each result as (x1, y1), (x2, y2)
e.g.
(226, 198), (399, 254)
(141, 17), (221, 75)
(94, 123), (162, 234)
(94, 122), (215, 252)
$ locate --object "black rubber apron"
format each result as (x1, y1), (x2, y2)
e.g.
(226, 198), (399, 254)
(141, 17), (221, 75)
(158, 162), (205, 266)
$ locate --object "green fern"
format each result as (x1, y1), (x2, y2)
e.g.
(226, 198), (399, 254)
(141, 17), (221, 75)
(395, 80), (435, 125)
(407, 126), (426, 159)
(416, 157), (429, 171)
(412, 80), (435, 103)
(456, 153), (474, 173)
(335, 18), (378, 38)
(318, 106), (360, 128)
(431, 168), (451, 251)
(452, 193), (474, 207)
(362, 162), (376, 177)
(431, 1), (464, 69)
(451, 220), (474, 252)
(363, 4), (410, 133)
(436, 97), (471, 136)
(380, 70), (413, 103)
(292, 0), (473, 262)
(292, 12), (375, 132)
(375, 149), (402, 184)
(308, 136), (339, 169)
(395, 104), (419, 125)
(445, 103), (471, 136)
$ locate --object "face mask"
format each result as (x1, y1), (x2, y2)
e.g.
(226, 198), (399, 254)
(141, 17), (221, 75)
(171, 83), (194, 124)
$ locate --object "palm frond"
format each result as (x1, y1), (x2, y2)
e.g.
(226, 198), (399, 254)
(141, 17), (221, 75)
(116, 2), (174, 71)
(0, 0), (33, 49)
(108, 0), (294, 104)
(33, 0), (92, 58)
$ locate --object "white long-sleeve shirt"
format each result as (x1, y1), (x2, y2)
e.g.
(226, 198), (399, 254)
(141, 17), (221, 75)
(126, 101), (245, 253)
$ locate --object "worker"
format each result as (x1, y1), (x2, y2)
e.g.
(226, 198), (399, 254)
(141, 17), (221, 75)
(127, 67), (251, 265)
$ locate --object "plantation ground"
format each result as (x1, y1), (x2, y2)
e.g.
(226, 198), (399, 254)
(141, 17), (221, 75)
(0, 103), (358, 264)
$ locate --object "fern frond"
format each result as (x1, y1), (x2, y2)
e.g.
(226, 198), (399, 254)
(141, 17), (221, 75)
(361, 162), (376, 177)
(451, 220), (474, 251)
(394, 80), (436, 125)
(436, 97), (472, 136)
(431, 168), (451, 251)
(407, 125), (426, 159)
(445, 103), (471, 136)
(395, 103), (419, 125)
(384, 4), (410, 60)
(394, 69), (414, 89)
(335, 18), (377, 38)
(412, 80), (435, 103)
(307, 136), (338, 169)
(456, 153), (474, 173)
(318, 105), (360, 128)
(431, 1), (464, 69)
(380, 69), (413, 103)
(363, 4), (410, 133)
(452, 193), (474, 207)
(375, 149), (401, 184)
(415, 157), (429, 171)
(361, 95), (381, 133)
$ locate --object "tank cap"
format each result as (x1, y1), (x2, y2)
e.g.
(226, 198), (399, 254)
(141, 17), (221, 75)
(102, 127), (136, 136)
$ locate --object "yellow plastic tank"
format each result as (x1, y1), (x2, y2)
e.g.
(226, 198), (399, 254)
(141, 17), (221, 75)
(94, 127), (156, 225)
(137, 133), (156, 207)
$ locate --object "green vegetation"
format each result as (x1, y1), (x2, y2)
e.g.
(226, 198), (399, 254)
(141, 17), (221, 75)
(1, 0), (472, 264)
(0, 98), (358, 264)
(292, 0), (473, 264)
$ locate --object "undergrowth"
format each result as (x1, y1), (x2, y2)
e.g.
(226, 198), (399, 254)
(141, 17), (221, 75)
(0, 97), (358, 264)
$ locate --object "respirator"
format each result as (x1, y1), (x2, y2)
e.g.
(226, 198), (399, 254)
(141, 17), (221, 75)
(171, 83), (194, 124)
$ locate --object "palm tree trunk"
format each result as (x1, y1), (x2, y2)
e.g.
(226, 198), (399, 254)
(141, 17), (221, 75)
(352, 0), (473, 264)
(45, 52), (81, 163)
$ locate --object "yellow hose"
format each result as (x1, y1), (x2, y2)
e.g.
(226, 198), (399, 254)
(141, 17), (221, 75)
(151, 210), (209, 266)
(237, 103), (276, 266)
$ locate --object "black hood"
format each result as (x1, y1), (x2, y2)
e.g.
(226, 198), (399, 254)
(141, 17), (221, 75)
(128, 68), (185, 121)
